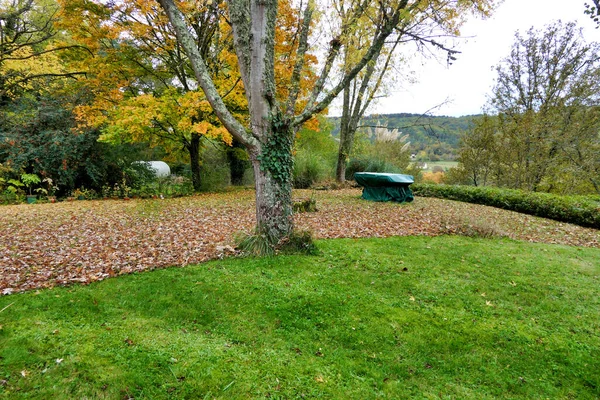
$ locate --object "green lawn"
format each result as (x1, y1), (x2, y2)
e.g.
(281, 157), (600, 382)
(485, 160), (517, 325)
(1, 236), (599, 399)
(415, 161), (459, 172)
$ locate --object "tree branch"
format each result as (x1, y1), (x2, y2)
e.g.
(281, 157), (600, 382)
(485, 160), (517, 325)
(157, 0), (257, 149)
(285, 1), (314, 117)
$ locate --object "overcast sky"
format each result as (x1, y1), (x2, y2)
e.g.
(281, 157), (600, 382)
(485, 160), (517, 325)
(361, 0), (600, 117)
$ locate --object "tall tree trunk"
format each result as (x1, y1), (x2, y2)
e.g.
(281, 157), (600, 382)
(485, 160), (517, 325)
(335, 85), (352, 182)
(249, 123), (294, 240)
(188, 133), (202, 192)
(159, 0), (424, 249)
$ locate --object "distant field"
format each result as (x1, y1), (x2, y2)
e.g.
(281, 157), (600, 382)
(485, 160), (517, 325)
(412, 161), (458, 172)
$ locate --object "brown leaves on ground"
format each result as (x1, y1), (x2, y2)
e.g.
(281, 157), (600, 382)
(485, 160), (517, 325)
(1, 188), (598, 294)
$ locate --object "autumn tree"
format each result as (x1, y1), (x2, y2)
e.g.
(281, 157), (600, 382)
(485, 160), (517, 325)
(57, 0), (242, 191)
(157, 0), (496, 250)
(488, 21), (600, 193)
(456, 114), (498, 186)
(0, 0), (85, 103)
(333, 0), (471, 182)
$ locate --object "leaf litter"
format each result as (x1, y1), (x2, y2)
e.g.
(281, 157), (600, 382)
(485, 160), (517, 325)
(1, 189), (598, 294)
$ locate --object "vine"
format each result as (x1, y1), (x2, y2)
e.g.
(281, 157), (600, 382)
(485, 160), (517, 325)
(258, 111), (294, 185)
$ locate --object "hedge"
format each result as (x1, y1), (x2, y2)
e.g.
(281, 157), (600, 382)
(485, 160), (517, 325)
(412, 183), (600, 229)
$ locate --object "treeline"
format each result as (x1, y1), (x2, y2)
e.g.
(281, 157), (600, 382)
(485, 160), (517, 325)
(329, 113), (475, 161)
(449, 22), (600, 196)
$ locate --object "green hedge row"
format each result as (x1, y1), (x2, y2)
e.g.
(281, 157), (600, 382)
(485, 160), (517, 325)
(412, 184), (600, 229)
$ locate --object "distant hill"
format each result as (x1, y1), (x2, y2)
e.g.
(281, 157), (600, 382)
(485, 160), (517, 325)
(328, 113), (481, 160)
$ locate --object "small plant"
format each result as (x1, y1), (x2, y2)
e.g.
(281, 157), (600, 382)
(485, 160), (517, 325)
(72, 187), (90, 199)
(235, 229), (278, 257)
(293, 196), (317, 213)
(101, 185), (111, 198)
(20, 173), (41, 196)
(122, 177), (131, 198)
(111, 183), (121, 198)
(42, 177), (58, 197)
(278, 230), (318, 255)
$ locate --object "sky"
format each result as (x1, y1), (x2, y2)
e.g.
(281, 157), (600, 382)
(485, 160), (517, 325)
(363, 0), (600, 117)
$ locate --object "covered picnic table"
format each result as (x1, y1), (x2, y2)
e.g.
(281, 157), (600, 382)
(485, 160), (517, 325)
(354, 172), (414, 203)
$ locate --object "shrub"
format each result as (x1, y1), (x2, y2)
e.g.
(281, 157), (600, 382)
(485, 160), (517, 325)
(345, 156), (401, 181)
(293, 150), (328, 189)
(422, 171), (444, 184)
(293, 196), (317, 213)
(412, 183), (600, 229)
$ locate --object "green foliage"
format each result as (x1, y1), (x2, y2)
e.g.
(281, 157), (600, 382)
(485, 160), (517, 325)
(345, 156), (401, 180)
(234, 229), (279, 257)
(278, 229), (317, 255)
(0, 94), (134, 196)
(0, 163), (24, 203)
(292, 149), (328, 189)
(330, 113), (475, 161)
(456, 22), (600, 195)
(292, 196), (317, 213)
(19, 173), (40, 195)
(292, 119), (337, 188)
(259, 113), (294, 185)
(198, 141), (231, 192)
(1, 236), (599, 398)
(413, 183), (600, 229)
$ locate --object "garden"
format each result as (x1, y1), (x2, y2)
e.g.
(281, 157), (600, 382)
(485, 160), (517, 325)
(1, 189), (600, 398)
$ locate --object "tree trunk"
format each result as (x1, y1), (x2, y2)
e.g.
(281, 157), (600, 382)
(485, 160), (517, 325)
(188, 133), (202, 192)
(335, 85), (352, 183)
(249, 133), (293, 241)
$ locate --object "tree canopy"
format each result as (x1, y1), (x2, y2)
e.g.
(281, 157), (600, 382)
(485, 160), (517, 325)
(457, 21), (600, 194)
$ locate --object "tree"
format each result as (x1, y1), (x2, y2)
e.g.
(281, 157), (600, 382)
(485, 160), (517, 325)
(489, 21), (600, 193)
(0, 89), (119, 195)
(57, 0), (243, 191)
(585, 0), (600, 24)
(456, 114), (498, 186)
(0, 0), (85, 103)
(158, 0), (495, 250)
(457, 21), (600, 194)
(333, 1), (469, 182)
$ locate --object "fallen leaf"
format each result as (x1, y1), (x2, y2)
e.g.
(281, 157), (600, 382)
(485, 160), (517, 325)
(1, 190), (598, 295)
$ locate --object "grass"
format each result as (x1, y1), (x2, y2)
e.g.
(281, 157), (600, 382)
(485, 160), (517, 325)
(1, 236), (599, 399)
(415, 161), (459, 172)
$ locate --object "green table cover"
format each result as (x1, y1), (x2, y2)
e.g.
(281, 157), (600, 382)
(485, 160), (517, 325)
(354, 172), (414, 203)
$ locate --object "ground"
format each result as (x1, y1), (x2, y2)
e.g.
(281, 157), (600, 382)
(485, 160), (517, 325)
(1, 188), (599, 294)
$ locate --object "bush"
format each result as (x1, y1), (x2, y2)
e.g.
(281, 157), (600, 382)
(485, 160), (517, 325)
(293, 196), (317, 213)
(293, 150), (328, 189)
(412, 183), (600, 229)
(345, 156), (401, 181)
